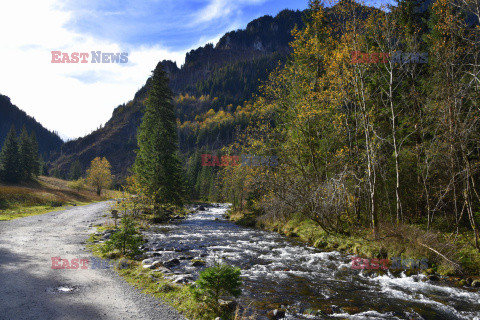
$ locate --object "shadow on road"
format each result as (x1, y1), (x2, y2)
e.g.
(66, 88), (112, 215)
(0, 247), (105, 319)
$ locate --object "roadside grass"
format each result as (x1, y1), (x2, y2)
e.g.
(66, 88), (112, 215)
(0, 176), (119, 221)
(87, 223), (216, 320)
(118, 265), (215, 320)
(227, 209), (480, 279)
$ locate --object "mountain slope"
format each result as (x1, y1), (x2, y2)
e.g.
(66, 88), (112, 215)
(51, 9), (307, 181)
(0, 94), (63, 161)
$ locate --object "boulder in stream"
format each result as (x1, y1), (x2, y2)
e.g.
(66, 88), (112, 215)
(428, 275), (440, 281)
(191, 259), (205, 267)
(172, 274), (194, 284)
(163, 258), (180, 268)
(142, 258), (156, 265)
(267, 308), (286, 319)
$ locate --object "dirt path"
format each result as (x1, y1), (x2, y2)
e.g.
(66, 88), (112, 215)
(0, 202), (185, 320)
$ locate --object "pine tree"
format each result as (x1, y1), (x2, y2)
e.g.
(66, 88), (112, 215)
(134, 62), (185, 214)
(69, 159), (82, 180)
(186, 150), (202, 199)
(39, 155), (47, 176)
(0, 125), (21, 183)
(19, 126), (35, 180)
(30, 132), (40, 178)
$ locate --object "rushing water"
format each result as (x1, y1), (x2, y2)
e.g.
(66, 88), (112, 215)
(143, 204), (480, 320)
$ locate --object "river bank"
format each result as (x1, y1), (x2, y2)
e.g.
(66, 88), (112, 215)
(226, 208), (480, 283)
(90, 204), (480, 320)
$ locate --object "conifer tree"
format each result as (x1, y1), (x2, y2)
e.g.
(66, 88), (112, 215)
(0, 125), (21, 183)
(30, 132), (40, 178)
(19, 126), (35, 180)
(134, 62), (185, 214)
(69, 159), (82, 180)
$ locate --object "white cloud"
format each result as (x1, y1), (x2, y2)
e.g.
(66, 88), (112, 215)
(0, 0), (302, 140)
(0, 0), (187, 139)
(191, 0), (267, 25)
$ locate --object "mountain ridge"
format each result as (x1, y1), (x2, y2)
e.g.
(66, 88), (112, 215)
(0, 94), (63, 161)
(50, 8), (308, 181)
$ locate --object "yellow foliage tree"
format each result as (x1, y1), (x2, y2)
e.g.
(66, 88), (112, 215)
(86, 157), (113, 196)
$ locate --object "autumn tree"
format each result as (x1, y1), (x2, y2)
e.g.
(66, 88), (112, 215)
(425, 0), (480, 248)
(86, 157), (113, 195)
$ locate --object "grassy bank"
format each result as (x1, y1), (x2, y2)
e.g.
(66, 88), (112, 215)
(86, 218), (219, 320)
(227, 209), (480, 281)
(0, 176), (119, 220)
(87, 204), (254, 320)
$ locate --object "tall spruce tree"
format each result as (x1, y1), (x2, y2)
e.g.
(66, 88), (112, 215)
(19, 126), (35, 180)
(134, 62), (185, 215)
(0, 125), (21, 183)
(69, 159), (82, 180)
(29, 132), (40, 177)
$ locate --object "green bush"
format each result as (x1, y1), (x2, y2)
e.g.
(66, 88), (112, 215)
(101, 215), (143, 257)
(0, 197), (8, 210)
(191, 262), (242, 316)
(68, 178), (87, 191)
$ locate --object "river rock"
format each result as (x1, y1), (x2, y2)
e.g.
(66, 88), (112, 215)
(466, 278), (473, 286)
(428, 275), (440, 281)
(471, 280), (480, 287)
(101, 233), (112, 240)
(172, 274), (193, 284)
(163, 258), (180, 268)
(133, 254), (147, 261)
(267, 308), (286, 319)
(153, 266), (172, 274)
(362, 270), (378, 277)
(197, 205), (206, 211)
(191, 259), (205, 267)
(218, 299), (236, 312)
(330, 305), (342, 313)
(142, 258), (156, 265)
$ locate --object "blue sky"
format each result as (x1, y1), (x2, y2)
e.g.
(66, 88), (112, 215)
(0, 0), (393, 139)
(60, 0), (311, 54)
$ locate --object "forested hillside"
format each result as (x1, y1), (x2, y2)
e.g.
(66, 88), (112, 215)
(214, 0), (480, 269)
(0, 94), (63, 161)
(50, 9), (306, 182)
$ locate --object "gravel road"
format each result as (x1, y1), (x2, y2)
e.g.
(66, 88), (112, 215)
(0, 201), (186, 320)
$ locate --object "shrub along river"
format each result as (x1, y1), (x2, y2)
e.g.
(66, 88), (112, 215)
(141, 204), (480, 320)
